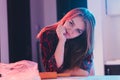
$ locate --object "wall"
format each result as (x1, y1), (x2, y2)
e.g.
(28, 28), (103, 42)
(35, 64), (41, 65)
(30, 0), (57, 62)
(88, 0), (120, 75)
(103, 11), (120, 61)
(0, 0), (9, 63)
(88, 0), (104, 75)
(99, 0), (120, 63)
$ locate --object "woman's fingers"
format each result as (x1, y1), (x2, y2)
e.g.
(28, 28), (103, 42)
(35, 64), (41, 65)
(56, 25), (66, 41)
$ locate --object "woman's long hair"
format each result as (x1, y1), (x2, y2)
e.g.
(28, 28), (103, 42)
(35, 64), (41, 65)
(37, 7), (96, 69)
(59, 8), (96, 69)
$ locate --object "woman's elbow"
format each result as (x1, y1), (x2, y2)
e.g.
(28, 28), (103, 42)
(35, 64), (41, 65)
(71, 68), (89, 77)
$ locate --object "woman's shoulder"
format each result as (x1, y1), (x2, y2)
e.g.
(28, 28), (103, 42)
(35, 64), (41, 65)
(37, 25), (57, 38)
(42, 26), (56, 35)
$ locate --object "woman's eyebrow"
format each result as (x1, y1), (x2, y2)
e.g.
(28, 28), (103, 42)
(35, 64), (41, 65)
(72, 18), (85, 31)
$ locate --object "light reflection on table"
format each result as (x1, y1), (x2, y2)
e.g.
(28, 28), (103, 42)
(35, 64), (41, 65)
(42, 76), (120, 80)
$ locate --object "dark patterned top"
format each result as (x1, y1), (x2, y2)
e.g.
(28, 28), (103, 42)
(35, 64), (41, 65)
(39, 27), (93, 73)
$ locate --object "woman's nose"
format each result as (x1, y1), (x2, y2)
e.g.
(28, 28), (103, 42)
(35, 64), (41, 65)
(65, 25), (74, 34)
(67, 29), (74, 34)
(67, 25), (73, 30)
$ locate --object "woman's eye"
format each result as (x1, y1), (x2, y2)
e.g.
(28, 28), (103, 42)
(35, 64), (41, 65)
(69, 20), (73, 25)
(76, 29), (83, 34)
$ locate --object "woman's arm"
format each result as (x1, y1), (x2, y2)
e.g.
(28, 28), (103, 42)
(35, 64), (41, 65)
(71, 68), (89, 76)
(55, 25), (66, 68)
(63, 66), (95, 76)
(63, 67), (89, 76)
(54, 40), (65, 68)
(63, 53), (94, 76)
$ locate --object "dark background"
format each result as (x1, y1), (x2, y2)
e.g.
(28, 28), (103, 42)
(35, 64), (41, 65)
(7, 0), (32, 62)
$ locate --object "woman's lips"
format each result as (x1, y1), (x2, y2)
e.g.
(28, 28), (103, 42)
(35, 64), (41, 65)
(64, 31), (71, 37)
(63, 28), (71, 37)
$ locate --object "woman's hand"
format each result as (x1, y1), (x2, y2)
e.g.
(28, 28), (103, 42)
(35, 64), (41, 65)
(56, 24), (66, 42)
(55, 25), (66, 67)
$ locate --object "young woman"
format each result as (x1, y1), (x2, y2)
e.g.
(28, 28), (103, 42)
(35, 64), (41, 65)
(37, 7), (96, 76)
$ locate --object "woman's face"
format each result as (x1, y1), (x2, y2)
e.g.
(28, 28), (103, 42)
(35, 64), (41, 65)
(63, 16), (85, 39)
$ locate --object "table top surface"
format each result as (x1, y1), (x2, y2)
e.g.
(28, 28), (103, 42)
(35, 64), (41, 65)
(42, 75), (120, 80)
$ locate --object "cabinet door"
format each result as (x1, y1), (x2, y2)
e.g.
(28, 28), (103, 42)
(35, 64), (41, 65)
(105, 65), (120, 75)
(7, 0), (32, 62)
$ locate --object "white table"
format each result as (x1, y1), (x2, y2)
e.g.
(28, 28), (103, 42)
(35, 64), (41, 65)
(42, 76), (120, 80)
(42, 77), (85, 80)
